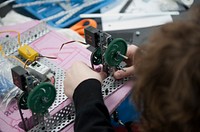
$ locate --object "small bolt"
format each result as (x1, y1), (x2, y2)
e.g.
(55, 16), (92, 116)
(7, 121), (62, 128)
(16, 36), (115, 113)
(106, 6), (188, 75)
(103, 45), (108, 49)
(136, 31), (140, 36)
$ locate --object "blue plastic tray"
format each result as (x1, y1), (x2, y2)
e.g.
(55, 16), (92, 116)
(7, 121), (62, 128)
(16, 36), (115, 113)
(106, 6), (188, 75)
(14, 0), (114, 28)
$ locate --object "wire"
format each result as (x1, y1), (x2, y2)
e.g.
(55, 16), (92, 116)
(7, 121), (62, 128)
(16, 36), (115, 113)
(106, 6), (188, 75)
(59, 40), (87, 51)
(59, 41), (75, 50)
(23, 54), (57, 68)
(1, 44), (34, 68)
(8, 56), (25, 66)
(0, 31), (25, 66)
(0, 31), (57, 69)
(77, 40), (87, 45)
(0, 30), (22, 47)
(35, 55), (57, 60)
(24, 59), (31, 69)
(0, 45), (5, 57)
(0, 45), (25, 66)
(20, 54), (57, 69)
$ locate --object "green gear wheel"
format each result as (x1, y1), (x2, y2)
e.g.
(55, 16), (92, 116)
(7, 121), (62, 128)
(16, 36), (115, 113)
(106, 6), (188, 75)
(104, 38), (127, 67)
(91, 47), (102, 65)
(27, 82), (56, 114)
(18, 92), (28, 110)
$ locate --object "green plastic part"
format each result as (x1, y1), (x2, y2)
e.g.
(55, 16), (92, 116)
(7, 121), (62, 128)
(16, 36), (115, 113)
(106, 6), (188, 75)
(104, 38), (127, 67)
(18, 92), (28, 110)
(27, 82), (56, 114)
(91, 47), (102, 65)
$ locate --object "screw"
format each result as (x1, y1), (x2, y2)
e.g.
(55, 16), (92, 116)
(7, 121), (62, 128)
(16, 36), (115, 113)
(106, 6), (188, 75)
(136, 31), (140, 36)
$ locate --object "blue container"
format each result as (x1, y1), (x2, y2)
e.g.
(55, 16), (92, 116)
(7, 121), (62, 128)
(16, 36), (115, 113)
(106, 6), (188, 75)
(14, 0), (115, 28)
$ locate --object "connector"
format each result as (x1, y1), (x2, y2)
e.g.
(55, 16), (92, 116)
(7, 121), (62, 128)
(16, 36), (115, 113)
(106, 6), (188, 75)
(18, 45), (39, 61)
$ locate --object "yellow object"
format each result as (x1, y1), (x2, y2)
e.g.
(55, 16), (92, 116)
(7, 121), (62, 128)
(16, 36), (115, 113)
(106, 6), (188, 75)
(0, 45), (3, 55)
(0, 45), (2, 51)
(0, 44), (25, 66)
(18, 45), (39, 61)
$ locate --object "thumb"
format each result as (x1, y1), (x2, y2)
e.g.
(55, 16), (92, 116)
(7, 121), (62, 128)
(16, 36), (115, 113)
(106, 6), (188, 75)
(113, 66), (135, 79)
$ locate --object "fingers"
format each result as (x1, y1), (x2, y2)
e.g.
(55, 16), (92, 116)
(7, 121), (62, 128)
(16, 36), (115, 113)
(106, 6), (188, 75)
(113, 65), (135, 80)
(123, 45), (138, 66)
(126, 45), (138, 58)
(113, 45), (137, 79)
(64, 73), (73, 98)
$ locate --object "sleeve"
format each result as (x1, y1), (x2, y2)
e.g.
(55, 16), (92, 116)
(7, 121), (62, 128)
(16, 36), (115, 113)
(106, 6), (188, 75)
(73, 78), (114, 132)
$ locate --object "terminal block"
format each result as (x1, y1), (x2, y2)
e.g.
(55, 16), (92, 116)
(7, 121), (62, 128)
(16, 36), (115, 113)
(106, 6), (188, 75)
(18, 45), (39, 61)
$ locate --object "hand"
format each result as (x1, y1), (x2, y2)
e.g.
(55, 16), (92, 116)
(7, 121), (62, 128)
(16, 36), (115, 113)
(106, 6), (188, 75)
(64, 61), (107, 98)
(114, 45), (138, 79)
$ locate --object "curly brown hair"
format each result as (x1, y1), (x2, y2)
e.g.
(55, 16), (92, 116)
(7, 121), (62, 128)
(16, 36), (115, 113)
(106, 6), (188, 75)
(133, 7), (200, 132)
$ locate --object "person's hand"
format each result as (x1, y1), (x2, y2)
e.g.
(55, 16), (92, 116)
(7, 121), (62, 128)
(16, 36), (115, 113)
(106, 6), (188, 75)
(114, 45), (138, 79)
(64, 61), (107, 98)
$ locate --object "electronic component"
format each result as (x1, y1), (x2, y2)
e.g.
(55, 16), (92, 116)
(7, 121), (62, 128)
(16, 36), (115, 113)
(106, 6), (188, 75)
(18, 45), (39, 61)
(85, 26), (128, 74)
(85, 26), (100, 47)
(11, 63), (56, 113)
(27, 61), (51, 81)
(11, 64), (56, 117)
(11, 66), (28, 91)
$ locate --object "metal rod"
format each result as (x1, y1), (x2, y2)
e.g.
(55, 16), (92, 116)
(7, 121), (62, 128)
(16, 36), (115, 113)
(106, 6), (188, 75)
(18, 102), (28, 131)
(119, 0), (133, 13)
(117, 52), (128, 59)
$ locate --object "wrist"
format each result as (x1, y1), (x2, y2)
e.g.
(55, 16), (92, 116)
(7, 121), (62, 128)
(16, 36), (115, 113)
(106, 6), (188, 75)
(73, 79), (103, 110)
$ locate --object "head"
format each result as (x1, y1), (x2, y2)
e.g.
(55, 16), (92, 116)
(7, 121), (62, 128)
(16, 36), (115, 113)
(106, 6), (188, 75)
(133, 6), (200, 132)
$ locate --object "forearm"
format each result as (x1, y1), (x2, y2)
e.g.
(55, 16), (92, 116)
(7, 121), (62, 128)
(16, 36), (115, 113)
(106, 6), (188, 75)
(73, 79), (114, 132)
